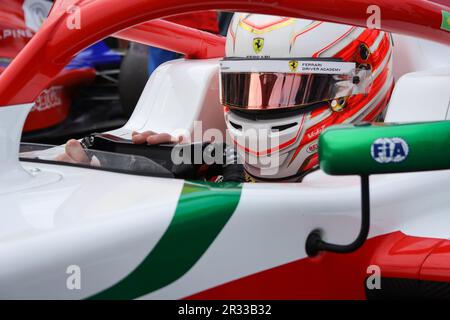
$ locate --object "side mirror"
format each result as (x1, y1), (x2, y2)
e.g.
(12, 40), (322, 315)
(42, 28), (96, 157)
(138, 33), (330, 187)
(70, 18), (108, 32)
(306, 121), (450, 257)
(319, 121), (450, 176)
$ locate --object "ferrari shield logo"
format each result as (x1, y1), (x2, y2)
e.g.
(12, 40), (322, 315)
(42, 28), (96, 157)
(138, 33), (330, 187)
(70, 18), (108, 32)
(253, 38), (264, 54)
(289, 60), (299, 72)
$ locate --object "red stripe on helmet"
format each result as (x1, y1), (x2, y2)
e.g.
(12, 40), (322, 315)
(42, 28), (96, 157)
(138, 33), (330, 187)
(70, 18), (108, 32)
(289, 113), (338, 163)
(337, 64), (391, 122)
(333, 29), (384, 62)
(363, 81), (395, 122)
(288, 63), (392, 164)
(371, 34), (391, 72)
(232, 115), (306, 156)
(241, 16), (292, 30)
(312, 27), (357, 58)
(289, 21), (324, 47)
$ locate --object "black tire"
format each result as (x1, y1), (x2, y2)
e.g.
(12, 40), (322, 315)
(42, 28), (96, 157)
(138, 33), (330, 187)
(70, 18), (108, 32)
(118, 43), (149, 117)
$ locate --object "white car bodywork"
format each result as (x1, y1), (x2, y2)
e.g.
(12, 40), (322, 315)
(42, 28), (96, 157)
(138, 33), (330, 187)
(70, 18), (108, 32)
(0, 34), (449, 299)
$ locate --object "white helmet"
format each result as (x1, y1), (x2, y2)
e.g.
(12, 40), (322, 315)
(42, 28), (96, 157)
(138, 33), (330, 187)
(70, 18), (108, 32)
(220, 13), (394, 181)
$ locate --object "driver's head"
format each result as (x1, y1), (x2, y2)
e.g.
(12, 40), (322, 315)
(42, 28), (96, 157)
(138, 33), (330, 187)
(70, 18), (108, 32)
(220, 13), (394, 181)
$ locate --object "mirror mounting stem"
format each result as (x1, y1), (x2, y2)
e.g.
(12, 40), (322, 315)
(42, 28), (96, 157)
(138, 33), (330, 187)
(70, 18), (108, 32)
(305, 175), (370, 257)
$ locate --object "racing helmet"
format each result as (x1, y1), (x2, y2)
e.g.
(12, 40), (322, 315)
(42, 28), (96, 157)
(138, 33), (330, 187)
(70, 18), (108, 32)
(220, 13), (394, 181)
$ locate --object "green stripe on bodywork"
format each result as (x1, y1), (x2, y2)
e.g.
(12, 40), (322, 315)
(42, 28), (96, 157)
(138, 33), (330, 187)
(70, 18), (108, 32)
(90, 181), (242, 300)
(442, 10), (450, 32)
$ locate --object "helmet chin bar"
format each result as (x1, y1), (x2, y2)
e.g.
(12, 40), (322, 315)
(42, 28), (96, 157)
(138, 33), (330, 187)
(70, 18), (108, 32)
(305, 174), (370, 256)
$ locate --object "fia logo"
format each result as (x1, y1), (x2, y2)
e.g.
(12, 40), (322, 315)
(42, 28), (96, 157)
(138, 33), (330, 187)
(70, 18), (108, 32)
(371, 137), (409, 164)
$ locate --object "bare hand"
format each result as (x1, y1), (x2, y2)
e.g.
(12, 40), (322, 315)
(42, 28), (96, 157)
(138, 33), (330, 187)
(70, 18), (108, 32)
(131, 131), (183, 144)
(56, 131), (187, 165)
(55, 139), (93, 164)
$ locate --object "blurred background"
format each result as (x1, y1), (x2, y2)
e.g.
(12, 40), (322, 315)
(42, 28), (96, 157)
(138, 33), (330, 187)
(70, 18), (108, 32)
(1, 0), (233, 144)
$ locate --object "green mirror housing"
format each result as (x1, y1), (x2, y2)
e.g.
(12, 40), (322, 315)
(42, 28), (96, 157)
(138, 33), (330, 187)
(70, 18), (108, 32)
(319, 121), (450, 176)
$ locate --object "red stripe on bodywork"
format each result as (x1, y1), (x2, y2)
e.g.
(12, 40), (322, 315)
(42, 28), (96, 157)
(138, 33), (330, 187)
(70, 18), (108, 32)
(186, 232), (450, 300)
(421, 241), (450, 282)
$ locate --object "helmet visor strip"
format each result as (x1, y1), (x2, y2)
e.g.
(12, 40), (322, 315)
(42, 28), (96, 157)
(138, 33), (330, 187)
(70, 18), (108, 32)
(220, 59), (372, 110)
